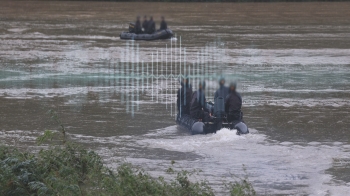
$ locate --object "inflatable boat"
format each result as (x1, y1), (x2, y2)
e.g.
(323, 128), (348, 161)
(176, 114), (249, 135)
(176, 97), (249, 135)
(120, 29), (173, 40)
(120, 23), (173, 40)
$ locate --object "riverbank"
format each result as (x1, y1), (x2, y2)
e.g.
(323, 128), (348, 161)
(0, 138), (255, 196)
(1, 1), (350, 26)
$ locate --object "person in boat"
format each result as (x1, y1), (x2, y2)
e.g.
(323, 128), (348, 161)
(214, 77), (229, 102)
(177, 76), (192, 116)
(134, 16), (142, 34)
(225, 82), (243, 124)
(159, 16), (168, 30)
(142, 15), (149, 33)
(190, 81), (211, 122)
(147, 16), (156, 34)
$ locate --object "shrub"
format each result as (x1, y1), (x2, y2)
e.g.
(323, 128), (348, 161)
(0, 143), (255, 196)
(1, 110), (255, 195)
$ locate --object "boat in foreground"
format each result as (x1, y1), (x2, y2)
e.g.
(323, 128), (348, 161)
(176, 99), (249, 135)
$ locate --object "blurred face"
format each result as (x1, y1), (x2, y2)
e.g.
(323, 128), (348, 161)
(183, 79), (188, 84)
(230, 86), (235, 91)
(220, 80), (225, 86)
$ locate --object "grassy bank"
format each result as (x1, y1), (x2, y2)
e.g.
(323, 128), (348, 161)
(0, 143), (255, 196)
(1, 110), (255, 195)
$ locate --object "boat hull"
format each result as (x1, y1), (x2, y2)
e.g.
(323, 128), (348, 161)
(120, 29), (173, 40)
(176, 114), (249, 135)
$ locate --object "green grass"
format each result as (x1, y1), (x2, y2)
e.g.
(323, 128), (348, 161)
(0, 143), (255, 196)
(0, 110), (255, 195)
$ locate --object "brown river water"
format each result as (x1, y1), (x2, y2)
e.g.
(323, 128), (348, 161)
(1, 1), (350, 195)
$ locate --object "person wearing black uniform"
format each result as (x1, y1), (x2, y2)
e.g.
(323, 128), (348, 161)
(134, 16), (142, 34)
(147, 16), (156, 34)
(225, 82), (243, 124)
(214, 77), (229, 101)
(142, 15), (149, 33)
(190, 81), (211, 122)
(177, 77), (192, 116)
(159, 16), (168, 30)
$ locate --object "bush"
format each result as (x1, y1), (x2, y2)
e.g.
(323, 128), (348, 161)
(0, 144), (102, 196)
(1, 110), (255, 195)
(0, 143), (255, 196)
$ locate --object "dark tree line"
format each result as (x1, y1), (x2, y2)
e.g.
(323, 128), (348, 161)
(61, 0), (348, 2)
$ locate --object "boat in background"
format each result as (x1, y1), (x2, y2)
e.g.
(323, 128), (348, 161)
(120, 23), (173, 40)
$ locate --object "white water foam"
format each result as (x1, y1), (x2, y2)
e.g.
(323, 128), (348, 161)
(2, 126), (350, 195)
(137, 127), (350, 195)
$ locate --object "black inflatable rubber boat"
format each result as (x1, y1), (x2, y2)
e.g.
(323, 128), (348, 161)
(176, 114), (249, 135)
(120, 29), (173, 40)
(176, 97), (249, 135)
(120, 23), (173, 40)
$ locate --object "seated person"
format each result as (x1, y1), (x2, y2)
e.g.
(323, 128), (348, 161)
(225, 82), (243, 125)
(134, 16), (142, 34)
(159, 16), (168, 30)
(190, 81), (211, 122)
(177, 76), (192, 116)
(142, 15), (149, 33)
(147, 16), (156, 34)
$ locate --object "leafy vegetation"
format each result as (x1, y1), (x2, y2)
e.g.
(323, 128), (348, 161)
(227, 178), (256, 196)
(0, 144), (255, 196)
(0, 110), (255, 195)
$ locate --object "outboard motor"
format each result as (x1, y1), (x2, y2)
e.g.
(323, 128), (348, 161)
(191, 122), (205, 135)
(234, 122), (249, 135)
(205, 101), (214, 114)
(129, 23), (135, 33)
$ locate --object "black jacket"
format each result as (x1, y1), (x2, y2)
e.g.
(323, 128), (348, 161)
(147, 20), (156, 34)
(225, 91), (242, 120)
(160, 21), (167, 30)
(190, 90), (208, 118)
(142, 20), (148, 32)
(177, 83), (192, 115)
(135, 20), (142, 34)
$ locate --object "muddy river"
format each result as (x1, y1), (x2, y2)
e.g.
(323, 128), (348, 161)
(1, 1), (350, 195)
